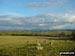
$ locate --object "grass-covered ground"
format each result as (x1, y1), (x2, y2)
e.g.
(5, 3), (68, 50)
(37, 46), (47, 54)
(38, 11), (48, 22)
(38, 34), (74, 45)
(0, 36), (75, 56)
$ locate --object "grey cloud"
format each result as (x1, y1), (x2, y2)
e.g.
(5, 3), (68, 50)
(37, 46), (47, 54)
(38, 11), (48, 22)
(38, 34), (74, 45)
(0, 13), (75, 30)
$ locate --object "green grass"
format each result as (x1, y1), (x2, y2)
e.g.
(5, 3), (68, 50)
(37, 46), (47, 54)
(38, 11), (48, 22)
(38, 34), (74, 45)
(0, 36), (75, 56)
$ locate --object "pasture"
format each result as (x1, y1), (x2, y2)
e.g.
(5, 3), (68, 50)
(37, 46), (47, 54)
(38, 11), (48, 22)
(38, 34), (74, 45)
(0, 36), (75, 56)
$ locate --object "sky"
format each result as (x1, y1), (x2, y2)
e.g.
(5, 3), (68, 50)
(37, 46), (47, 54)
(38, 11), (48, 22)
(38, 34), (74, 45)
(0, 0), (75, 30)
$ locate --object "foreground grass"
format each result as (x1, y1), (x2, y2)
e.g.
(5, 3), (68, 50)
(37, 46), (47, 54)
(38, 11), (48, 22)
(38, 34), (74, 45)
(0, 36), (75, 56)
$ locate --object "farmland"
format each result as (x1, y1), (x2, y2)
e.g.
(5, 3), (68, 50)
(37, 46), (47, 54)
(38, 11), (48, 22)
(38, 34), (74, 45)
(0, 36), (75, 56)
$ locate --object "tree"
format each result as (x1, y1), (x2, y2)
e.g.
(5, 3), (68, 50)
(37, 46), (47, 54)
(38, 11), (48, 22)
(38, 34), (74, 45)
(71, 31), (75, 40)
(59, 32), (65, 37)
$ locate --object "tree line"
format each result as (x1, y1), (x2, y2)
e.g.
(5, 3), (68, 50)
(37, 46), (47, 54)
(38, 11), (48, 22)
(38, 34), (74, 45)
(0, 31), (75, 38)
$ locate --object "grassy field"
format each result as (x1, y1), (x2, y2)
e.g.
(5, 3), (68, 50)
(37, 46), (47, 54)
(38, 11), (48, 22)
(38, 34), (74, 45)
(0, 36), (75, 56)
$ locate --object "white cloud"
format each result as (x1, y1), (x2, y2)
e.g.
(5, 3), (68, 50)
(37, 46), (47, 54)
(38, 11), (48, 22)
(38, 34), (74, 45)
(0, 18), (12, 20)
(27, 0), (67, 8)
(0, 15), (24, 25)
(68, 15), (75, 22)
(62, 14), (75, 22)
(38, 24), (46, 26)
(9, 19), (24, 25)
(51, 24), (69, 29)
(43, 13), (75, 23)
